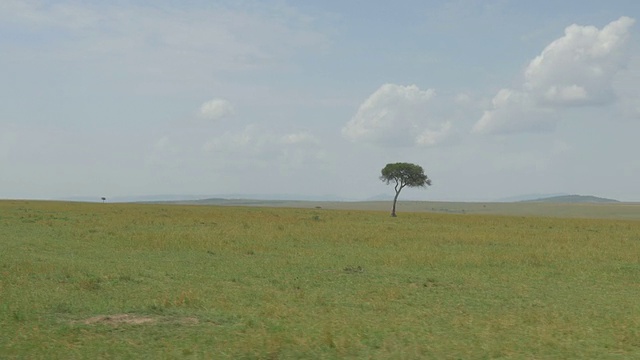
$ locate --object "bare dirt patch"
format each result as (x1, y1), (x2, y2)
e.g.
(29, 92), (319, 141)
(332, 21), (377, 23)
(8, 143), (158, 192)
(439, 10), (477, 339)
(75, 314), (199, 326)
(81, 314), (156, 325)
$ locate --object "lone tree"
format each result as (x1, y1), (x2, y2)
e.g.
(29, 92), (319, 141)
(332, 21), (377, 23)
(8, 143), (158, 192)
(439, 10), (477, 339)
(380, 162), (431, 217)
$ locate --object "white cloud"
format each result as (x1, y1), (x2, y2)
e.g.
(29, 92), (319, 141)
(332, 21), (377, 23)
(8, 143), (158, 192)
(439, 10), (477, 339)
(454, 92), (472, 105)
(416, 121), (452, 146)
(474, 89), (557, 134)
(198, 98), (235, 121)
(0, 1), (331, 75)
(280, 132), (318, 145)
(342, 83), (452, 147)
(475, 16), (636, 134)
(525, 16), (634, 106)
(145, 135), (185, 169)
(202, 125), (324, 170)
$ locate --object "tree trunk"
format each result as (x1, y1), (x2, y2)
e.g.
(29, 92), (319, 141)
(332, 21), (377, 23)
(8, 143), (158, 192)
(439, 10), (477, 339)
(391, 189), (400, 217)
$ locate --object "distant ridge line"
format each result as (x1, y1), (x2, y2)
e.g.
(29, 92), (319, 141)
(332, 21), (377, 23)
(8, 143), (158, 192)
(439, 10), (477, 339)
(520, 195), (619, 203)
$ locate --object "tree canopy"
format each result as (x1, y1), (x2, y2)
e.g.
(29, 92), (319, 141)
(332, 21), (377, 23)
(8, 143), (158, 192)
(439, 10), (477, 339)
(380, 162), (431, 217)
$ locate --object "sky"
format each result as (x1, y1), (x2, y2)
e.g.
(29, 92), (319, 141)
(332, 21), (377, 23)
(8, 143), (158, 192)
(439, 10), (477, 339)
(1, 0), (640, 202)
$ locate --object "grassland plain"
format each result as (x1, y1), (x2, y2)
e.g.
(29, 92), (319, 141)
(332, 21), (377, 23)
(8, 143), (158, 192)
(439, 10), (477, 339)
(171, 199), (640, 220)
(1, 200), (640, 359)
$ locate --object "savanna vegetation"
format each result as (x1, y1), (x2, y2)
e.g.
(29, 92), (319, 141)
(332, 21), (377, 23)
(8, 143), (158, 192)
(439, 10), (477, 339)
(1, 200), (640, 358)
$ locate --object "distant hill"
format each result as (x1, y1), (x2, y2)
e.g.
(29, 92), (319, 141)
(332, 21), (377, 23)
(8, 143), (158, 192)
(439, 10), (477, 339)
(498, 193), (569, 202)
(521, 195), (619, 203)
(61, 193), (351, 203)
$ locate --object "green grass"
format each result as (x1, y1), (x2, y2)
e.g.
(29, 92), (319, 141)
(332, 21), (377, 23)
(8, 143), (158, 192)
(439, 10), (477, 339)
(1, 200), (640, 358)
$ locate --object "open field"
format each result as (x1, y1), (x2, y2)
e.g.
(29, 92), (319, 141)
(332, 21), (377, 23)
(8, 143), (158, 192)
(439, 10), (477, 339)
(2, 200), (640, 358)
(167, 198), (640, 220)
